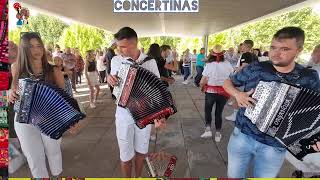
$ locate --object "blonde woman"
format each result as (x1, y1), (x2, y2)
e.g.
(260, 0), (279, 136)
(84, 50), (100, 108)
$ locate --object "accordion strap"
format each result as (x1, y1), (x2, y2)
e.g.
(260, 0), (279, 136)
(127, 56), (153, 66)
(260, 61), (311, 85)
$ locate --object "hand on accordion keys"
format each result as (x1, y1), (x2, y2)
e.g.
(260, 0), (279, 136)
(234, 89), (256, 108)
(312, 141), (320, 152)
(106, 74), (119, 87)
(154, 118), (166, 129)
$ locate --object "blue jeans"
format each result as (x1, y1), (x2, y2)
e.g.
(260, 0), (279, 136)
(183, 66), (190, 81)
(194, 66), (204, 86)
(227, 127), (286, 178)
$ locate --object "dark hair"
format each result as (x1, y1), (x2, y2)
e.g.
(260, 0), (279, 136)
(208, 52), (224, 63)
(262, 51), (269, 56)
(147, 43), (161, 59)
(273, 26), (305, 48)
(253, 48), (262, 57)
(160, 45), (171, 53)
(243, 40), (254, 49)
(114, 27), (138, 41)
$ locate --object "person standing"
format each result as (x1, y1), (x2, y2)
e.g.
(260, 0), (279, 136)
(8, 32), (66, 178)
(194, 48), (206, 87)
(61, 47), (77, 92)
(74, 49), (84, 84)
(223, 27), (320, 178)
(200, 52), (233, 142)
(105, 41), (117, 100)
(225, 40), (258, 121)
(224, 47), (238, 68)
(107, 27), (166, 177)
(308, 44), (320, 76)
(96, 50), (107, 83)
(182, 49), (192, 85)
(84, 50), (100, 108)
(52, 44), (62, 57)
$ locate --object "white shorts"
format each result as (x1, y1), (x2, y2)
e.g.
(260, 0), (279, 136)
(116, 121), (151, 162)
(87, 72), (100, 86)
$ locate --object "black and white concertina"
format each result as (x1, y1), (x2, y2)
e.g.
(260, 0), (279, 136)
(245, 81), (320, 160)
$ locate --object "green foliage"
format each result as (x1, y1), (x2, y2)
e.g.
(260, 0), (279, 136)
(8, 25), (30, 45)
(58, 23), (112, 56)
(139, 36), (203, 55)
(208, 7), (320, 53)
(23, 14), (68, 45)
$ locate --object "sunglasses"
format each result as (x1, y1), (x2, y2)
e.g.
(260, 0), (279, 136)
(20, 32), (41, 39)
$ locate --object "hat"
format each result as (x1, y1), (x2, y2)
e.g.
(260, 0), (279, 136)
(109, 39), (117, 47)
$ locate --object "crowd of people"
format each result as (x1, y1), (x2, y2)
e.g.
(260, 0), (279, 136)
(6, 25), (320, 178)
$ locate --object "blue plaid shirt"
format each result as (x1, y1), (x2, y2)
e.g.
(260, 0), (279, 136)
(230, 61), (320, 147)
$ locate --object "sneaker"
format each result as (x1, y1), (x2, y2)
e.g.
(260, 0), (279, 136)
(227, 101), (233, 106)
(225, 110), (237, 121)
(90, 103), (96, 109)
(182, 81), (188, 85)
(200, 127), (212, 138)
(215, 132), (222, 142)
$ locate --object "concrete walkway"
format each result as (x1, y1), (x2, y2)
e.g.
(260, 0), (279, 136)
(10, 75), (296, 178)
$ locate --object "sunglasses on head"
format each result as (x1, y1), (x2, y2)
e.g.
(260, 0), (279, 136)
(20, 32), (41, 39)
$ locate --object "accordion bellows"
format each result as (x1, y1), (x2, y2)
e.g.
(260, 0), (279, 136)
(245, 81), (320, 159)
(113, 63), (177, 128)
(14, 78), (86, 139)
(145, 152), (177, 177)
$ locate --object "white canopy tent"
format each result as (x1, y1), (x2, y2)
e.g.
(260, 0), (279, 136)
(15, 0), (320, 37)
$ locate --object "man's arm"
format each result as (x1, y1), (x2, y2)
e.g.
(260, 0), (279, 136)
(235, 63), (249, 72)
(223, 64), (257, 108)
(223, 79), (255, 108)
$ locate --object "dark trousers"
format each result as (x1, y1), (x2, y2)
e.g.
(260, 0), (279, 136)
(76, 72), (82, 84)
(194, 66), (204, 86)
(99, 70), (106, 83)
(204, 93), (228, 130)
(183, 66), (190, 81)
(71, 69), (76, 90)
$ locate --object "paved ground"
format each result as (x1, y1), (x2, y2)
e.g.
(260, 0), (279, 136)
(10, 75), (296, 178)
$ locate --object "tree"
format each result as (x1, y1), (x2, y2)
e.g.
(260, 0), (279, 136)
(59, 23), (109, 56)
(208, 7), (320, 53)
(23, 14), (68, 45)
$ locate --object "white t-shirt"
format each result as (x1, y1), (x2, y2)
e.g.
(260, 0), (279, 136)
(166, 51), (173, 63)
(52, 51), (62, 57)
(111, 52), (160, 125)
(182, 53), (192, 67)
(202, 61), (234, 86)
(97, 56), (106, 71)
(191, 54), (197, 63)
